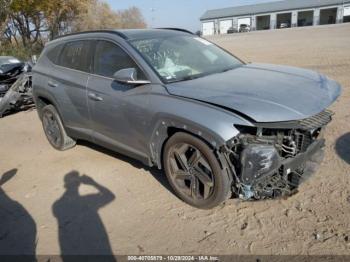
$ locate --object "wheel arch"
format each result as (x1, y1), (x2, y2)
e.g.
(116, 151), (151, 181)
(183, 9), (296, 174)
(36, 96), (52, 117)
(161, 127), (229, 170)
(34, 92), (62, 120)
(149, 115), (239, 170)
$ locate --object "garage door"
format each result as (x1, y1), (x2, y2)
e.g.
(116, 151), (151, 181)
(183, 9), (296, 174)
(219, 19), (233, 34)
(344, 6), (350, 16)
(238, 17), (251, 28)
(202, 22), (215, 36)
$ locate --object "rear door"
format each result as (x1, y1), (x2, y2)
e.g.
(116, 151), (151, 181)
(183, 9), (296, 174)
(51, 40), (93, 139)
(87, 40), (152, 160)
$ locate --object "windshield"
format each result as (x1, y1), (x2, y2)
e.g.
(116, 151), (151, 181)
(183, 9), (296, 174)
(130, 35), (243, 83)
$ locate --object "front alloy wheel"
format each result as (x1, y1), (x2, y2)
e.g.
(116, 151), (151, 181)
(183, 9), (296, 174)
(163, 132), (231, 209)
(168, 143), (214, 200)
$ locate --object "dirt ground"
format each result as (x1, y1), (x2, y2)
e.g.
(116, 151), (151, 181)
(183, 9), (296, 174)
(1, 24), (350, 256)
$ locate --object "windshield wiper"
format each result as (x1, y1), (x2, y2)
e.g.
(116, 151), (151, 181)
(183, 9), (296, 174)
(220, 68), (233, 73)
(167, 73), (208, 83)
(180, 74), (204, 81)
(219, 65), (240, 73)
(166, 65), (241, 84)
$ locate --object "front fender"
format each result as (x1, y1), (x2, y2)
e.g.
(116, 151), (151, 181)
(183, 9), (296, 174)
(147, 93), (253, 168)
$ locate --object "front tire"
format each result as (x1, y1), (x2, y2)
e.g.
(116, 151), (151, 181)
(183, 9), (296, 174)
(41, 105), (76, 151)
(163, 132), (231, 209)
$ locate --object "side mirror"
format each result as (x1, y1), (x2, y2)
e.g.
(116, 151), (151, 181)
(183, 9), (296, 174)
(113, 68), (151, 85)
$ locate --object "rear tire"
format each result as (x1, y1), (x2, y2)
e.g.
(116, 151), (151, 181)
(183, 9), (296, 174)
(163, 132), (231, 209)
(41, 105), (76, 151)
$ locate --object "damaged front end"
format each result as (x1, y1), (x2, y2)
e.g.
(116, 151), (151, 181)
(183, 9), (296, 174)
(0, 73), (33, 117)
(0, 57), (34, 117)
(222, 110), (333, 200)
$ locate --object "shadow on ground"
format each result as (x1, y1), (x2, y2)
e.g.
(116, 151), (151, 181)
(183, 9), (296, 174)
(335, 132), (350, 164)
(77, 141), (174, 194)
(53, 170), (117, 261)
(0, 169), (37, 255)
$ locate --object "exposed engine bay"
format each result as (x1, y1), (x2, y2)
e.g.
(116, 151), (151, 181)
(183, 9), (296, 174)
(223, 110), (333, 200)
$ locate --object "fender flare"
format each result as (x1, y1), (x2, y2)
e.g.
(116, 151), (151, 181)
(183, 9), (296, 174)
(149, 116), (238, 169)
(34, 91), (63, 121)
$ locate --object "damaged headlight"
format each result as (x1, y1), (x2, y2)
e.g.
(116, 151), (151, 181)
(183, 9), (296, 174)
(240, 145), (281, 185)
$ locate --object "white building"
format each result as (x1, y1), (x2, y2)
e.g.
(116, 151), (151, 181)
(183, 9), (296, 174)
(200, 0), (350, 35)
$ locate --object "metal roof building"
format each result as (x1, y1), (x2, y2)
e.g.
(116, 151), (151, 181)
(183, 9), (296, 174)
(200, 0), (350, 35)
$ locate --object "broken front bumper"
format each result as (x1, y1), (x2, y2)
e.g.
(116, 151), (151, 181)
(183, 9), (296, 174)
(282, 138), (325, 176)
(238, 138), (325, 200)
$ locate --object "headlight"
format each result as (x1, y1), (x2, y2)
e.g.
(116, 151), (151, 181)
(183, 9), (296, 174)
(240, 145), (281, 185)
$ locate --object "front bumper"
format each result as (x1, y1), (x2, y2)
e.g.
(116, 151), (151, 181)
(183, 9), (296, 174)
(239, 138), (325, 186)
(237, 138), (325, 200)
(281, 138), (325, 176)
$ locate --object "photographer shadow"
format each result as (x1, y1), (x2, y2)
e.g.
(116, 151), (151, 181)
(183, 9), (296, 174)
(0, 169), (37, 255)
(52, 171), (116, 261)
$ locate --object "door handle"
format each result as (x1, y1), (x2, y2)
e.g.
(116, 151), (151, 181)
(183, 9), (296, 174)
(88, 92), (103, 101)
(48, 81), (58, 88)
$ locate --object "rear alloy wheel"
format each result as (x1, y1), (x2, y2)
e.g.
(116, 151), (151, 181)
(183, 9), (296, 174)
(42, 105), (76, 151)
(163, 132), (231, 209)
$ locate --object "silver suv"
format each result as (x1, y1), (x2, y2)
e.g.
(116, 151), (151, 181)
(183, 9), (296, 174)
(33, 29), (341, 209)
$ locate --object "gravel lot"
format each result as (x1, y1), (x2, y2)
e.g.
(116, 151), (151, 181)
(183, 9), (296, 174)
(1, 24), (350, 256)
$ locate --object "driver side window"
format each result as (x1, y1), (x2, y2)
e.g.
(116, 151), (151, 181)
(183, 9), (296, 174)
(93, 40), (146, 79)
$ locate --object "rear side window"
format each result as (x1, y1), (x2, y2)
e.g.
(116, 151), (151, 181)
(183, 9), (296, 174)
(58, 41), (91, 72)
(93, 40), (146, 79)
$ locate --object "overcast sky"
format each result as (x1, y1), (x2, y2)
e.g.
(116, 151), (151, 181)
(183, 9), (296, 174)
(105, 0), (279, 32)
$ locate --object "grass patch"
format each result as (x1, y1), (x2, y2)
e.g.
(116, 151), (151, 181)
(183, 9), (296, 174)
(0, 43), (43, 61)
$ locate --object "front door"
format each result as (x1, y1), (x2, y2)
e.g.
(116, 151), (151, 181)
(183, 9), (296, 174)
(87, 40), (152, 160)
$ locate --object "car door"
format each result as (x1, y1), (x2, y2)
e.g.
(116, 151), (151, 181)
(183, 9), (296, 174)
(51, 40), (93, 140)
(87, 40), (152, 160)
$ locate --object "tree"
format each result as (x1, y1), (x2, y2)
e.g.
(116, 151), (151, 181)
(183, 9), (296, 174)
(71, 1), (146, 32)
(72, 0), (121, 32)
(0, 0), (11, 45)
(6, 0), (46, 47)
(0, 0), (147, 49)
(44, 0), (146, 38)
(119, 6), (147, 29)
(43, 0), (92, 39)
(1, 0), (94, 45)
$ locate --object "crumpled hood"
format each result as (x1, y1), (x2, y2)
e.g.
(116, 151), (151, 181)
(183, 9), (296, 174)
(166, 63), (341, 122)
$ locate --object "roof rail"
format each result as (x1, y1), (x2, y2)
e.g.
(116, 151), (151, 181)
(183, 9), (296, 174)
(157, 28), (194, 35)
(54, 30), (128, 40)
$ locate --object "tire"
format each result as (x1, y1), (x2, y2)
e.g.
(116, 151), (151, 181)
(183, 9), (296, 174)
(41, 104), (76, 151)
(163, 132), (231, 209)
